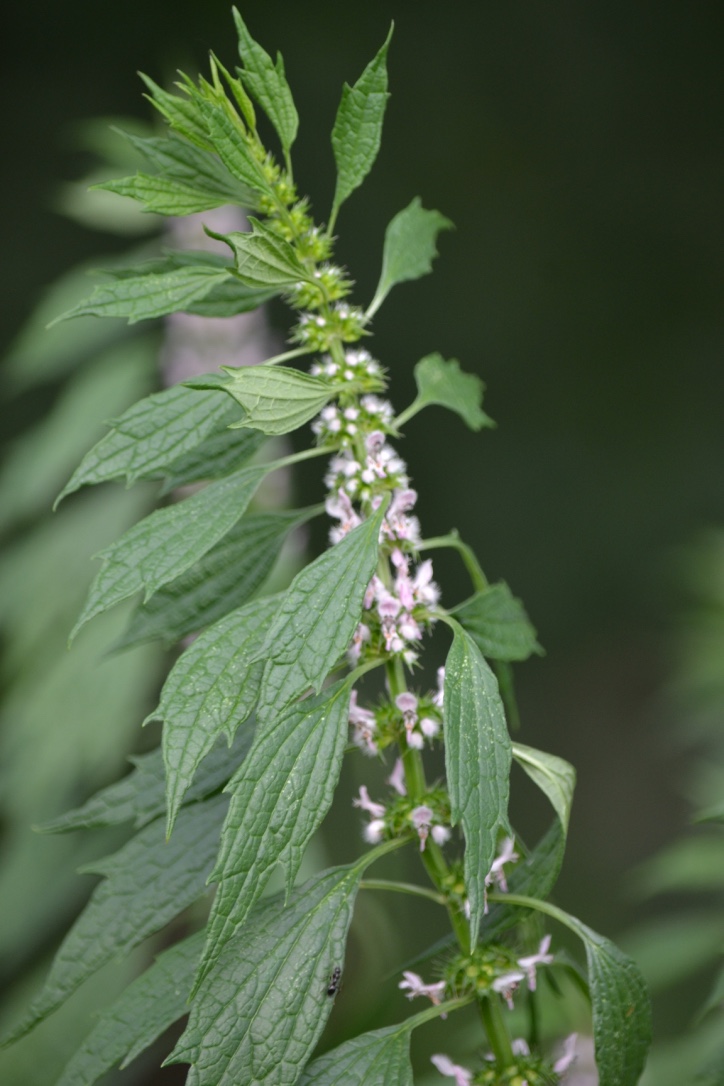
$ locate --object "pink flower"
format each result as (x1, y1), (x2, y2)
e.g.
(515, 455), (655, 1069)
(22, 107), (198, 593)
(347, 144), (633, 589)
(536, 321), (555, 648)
(411, 805), (435, 850)
(432, 667), (445, 708)
(353, 785), (385, 818)
(348, 689), (377, 754)
(491, 970), (525, 1010)
(387, 758), (407, 796)
(430, 1054), (472, 1086)
(398, 970), (446, 1005)
(517, 934), (553, 991)
(553, 1033), (578, 1075)
(486, 836), (519, 893)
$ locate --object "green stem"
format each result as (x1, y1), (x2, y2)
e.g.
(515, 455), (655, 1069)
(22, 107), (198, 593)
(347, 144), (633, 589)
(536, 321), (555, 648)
(493, 660), (521, 733)
(419, 532), (488, 592)
(391, 398), (422, 430)
(480, 994), (515, 1066)
(266, 443), (336, 472)
(262, 346), (313, 366)
(360, 878), (446, 905)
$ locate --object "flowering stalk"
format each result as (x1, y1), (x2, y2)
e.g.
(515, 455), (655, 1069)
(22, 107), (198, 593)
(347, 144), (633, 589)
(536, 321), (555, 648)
(1, 11), (652, 1086)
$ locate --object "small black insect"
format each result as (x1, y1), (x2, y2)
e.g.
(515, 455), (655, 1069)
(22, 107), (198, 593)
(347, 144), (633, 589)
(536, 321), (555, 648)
(326, 966), (342, 996)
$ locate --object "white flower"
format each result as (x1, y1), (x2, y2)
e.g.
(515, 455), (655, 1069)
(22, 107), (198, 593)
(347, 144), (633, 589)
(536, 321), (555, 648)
(363, 819), (386, 844)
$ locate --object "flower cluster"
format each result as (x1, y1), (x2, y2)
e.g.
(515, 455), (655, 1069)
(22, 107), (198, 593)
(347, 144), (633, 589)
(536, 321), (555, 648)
(352, 765), (451, 851)
(348, 682), (443, 756)
(442, 934), (554, 1012)
(431, 1032), (578, 1085)
(293, 303), (366, 351)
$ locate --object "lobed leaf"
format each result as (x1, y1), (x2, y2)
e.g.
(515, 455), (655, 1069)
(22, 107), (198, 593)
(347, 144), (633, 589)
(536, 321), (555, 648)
(443, 620), (512, 940)
(255, 501), (387, 720)
(198, 681), (352, 986)
(454, 581), (542, 661)
(71, 463), (268, 638)
(331, 27), (392, 221)
(51, 259), (234, 326)
(55, 931), (204, 1086)
(3, 796), (227, 1044)
(121, 129), (250, 194)
(56, 384), (245, 503)
(170, 865), (363, 1086)
(218, 363), (333, 434)
(38, 729), (253, 835)
(180, 272), (279, 316)
(139, 72), (215, 152)
(115, 508), (314, 649)
(512, 742), (575, 835)
(196, 95), (273, 198)
(298, 1023), (414, 1086)
(103, 126), (260, 209)
(149, 595), (280, 834)
(368, 198), (453, 317)
(233, 9), (298, 154)
(96, 173), (242, 217)
(405, 353), (494, 432)
(212, 217), (312, 290)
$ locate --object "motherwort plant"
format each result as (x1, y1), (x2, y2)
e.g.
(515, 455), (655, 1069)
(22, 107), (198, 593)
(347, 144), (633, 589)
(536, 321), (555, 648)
(2, 11), (652, 1085)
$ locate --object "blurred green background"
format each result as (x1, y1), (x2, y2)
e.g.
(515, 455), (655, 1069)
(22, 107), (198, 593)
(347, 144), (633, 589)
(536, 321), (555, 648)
(1, 0), (723, 1080)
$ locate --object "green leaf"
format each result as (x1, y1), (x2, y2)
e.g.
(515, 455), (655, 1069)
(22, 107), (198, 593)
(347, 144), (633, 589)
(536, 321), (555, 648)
(196, 95), (272, 198)
(139, 72), (215, 152)
(550, 907), (652, 1086)
(232, 9), (298, 154)
(403, 353), (494, 432)
(218, 364), (333, 434)
(38, 729), (253, 835)
(95, 173), (241, 217)
(212, 218), (312, 290)
(111, 127), (260, 207)
(368, 198), (453, 317)
(453, 582), (541, 661)
(71, 463), (268, 638)
(198, 681), (352, 986)
(149, 595), (280, 834)
(51, 259), (234, 326)
(391, 821), (566, 973)
(512, 742), (575, 835)
(159, 426), (266, 493)
(256, 501), (387, 720)
(481, 820), (565, 941)
(330, 27), (392, 222)
(180, 273), (279, 317)
(298, 1024), (414, 1086)
(56, 384), (244, 503)
(3, 796), (227, 1044)
(115, 509), (314, 649)
(443, 620), (512, 939)
(169, 865), (362, 1086)
(55, 931), (204, 1086)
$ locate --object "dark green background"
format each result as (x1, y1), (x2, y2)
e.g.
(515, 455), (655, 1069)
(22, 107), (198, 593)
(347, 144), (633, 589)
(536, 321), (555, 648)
(2, 0), (723, 1055)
